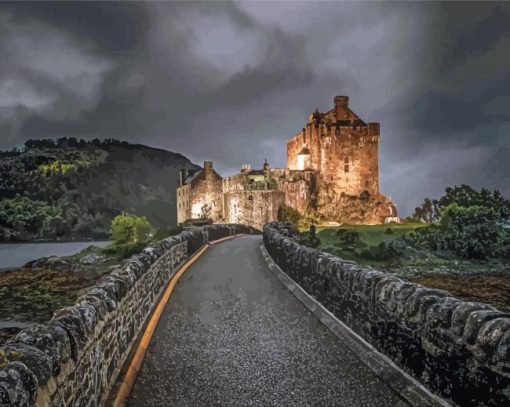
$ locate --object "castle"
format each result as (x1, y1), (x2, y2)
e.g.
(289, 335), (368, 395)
(177, 96), (397, 230)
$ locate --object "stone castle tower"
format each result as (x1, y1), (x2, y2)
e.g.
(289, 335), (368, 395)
(287, 96), (395, 223)
(288, 96), (380, 196)
(177, 95), (397, 229)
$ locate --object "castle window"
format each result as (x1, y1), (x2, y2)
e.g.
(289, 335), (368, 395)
(344, 164), (349, 173)
(365, 180), (369, 187)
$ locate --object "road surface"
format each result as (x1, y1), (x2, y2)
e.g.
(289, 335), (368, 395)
(128, 235), (408, 406)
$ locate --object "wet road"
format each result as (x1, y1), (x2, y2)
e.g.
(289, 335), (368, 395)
(128, 235), (407, 407)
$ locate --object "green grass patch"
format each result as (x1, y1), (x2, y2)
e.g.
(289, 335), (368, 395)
(317, 223), (425, 247)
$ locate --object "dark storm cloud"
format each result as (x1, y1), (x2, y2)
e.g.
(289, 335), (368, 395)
(378, 3), (510, 214)
(0, 1), (148, 54)
(0, 1), (509, 215)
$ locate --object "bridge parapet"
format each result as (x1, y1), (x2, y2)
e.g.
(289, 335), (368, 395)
(263, 222), (510, 407)
(0, 224), (254, 406)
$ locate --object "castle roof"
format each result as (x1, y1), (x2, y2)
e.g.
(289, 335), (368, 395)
(184, 171), (201, 184)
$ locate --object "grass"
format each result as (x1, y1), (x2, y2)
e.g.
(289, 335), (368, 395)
(317, 223), (424, 246)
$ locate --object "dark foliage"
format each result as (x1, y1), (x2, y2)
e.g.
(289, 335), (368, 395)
(335, 229), (361, 244)
(0, 138), (198, 241)
(359, 241), (404, 261)
(413, 184), (510, 223)
(407, 204), (505, 259)
(277, 205), (302, 225)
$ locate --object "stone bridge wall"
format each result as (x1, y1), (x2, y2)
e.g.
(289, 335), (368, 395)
(0, 224), (254, 407)
(263, 222), (510, 407)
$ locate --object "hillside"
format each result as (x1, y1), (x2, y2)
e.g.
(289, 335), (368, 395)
(0, 138), (200, 241)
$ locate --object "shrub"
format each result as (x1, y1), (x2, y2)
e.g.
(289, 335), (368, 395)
(110, 212), (151, 245)
(335, 229), (361, 244)
(152, 225), (183, 241)
(385, 227), (393, 235)
(360, 241), (404, 261)
(405, 225), (439, 251)
(298, 230), (321, 248)
(277, 205), (302, 226)
(101, 241), (147, 260)
(439, 204), (505, 259)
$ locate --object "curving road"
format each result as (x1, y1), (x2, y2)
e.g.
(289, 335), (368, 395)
(128, 235), (408, 406)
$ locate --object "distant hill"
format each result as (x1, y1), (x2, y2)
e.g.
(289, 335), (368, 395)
(0, 138), (200, 242)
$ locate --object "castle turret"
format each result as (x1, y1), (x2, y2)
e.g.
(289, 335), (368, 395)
(263, 158), (270, 177)
(241, 163), (251, 174)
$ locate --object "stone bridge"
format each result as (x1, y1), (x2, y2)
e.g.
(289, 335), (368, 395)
(0, 224), (509, 406)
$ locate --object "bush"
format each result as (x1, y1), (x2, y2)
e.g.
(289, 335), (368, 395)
(360, 241), (404, 261)
(405, 225), (439, 251)
(385, 227), (393, 235)
(110, 212), (151, 245)
(439, 204), (505, 259)
(101, 241), (147, 260)
(277, 205), (302, 226)
(152, 225), (183, 241)
(335, 229), (361, 244)
(298, 231), (321, 248)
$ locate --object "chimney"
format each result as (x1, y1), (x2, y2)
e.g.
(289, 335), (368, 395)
(204, 161), (213, 175)
(179, 169), (187, 186)
(241, 163), (251, 174)
(334, 95), (349, 119)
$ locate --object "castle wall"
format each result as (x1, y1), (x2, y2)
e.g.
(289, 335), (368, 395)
(275, 170), (316, 215)
(177, 184), (191, 224)
(224, 190), (285, 231)
(222, 173), (245, 193)
(287, 124), (380, 197)
(188, 164), (223, 222)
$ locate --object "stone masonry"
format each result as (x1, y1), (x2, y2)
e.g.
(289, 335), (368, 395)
(263, 222), (510, 407)
(0, 224), (254, 407)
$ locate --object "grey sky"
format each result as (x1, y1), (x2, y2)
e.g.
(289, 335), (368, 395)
(0, 1), (508, 215)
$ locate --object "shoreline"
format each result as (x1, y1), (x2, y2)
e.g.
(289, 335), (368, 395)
(0, 239), (110, 245)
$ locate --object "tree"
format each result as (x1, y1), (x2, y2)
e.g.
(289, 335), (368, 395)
(110, 212), (151, 245)
(413, 198), (441, 223)
(438, 204), (505, 259)
(414, 184), (510, 223)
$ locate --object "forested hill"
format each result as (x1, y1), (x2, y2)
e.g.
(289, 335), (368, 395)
(0, 138), (200, 242)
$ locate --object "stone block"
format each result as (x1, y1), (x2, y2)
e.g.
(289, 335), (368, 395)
(10, 324), (71, 376)
(0, 362), (38, 406)
(51, 307), (90, 361)
(463, 310), (505, 345)
(0, 343), (52, 386)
